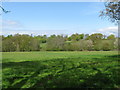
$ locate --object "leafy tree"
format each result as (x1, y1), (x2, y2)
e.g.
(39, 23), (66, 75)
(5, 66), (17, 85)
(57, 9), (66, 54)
(1, 33), (118, 52)
(102, 40), (114, 51)
(63, 42), (73, 51)
(68, 40), (93, 51)
(46, 35), (65, 51)
(70, 42), (81, 51)
(84, 40), (94, 51)
(89, 33), (104, 44)
(79, 40), (93, 51)
(84, 34), (90, 40)
(68, 36), (72, 41)
(29, 38), (40, 51)
(107, 34), (116, 40)
(0, 36), (2, 52)
(94, 40), (114, 51)
(71, 33), (79, 41)
(35, 35), (47, 43)
(2, 34), (40, 52)
(12, 34), (21, 51)
(70, 33), (84, 41)
(49, 34), (56, 39)
(2, 38), (16, 52)
(114, 38), (120, 50)
(100, 0), (120, 23)
(79, 34), (84, 39)
(94, 40), (103, 51)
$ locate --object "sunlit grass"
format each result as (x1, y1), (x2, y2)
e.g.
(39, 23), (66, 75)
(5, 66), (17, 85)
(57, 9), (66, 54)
(2, 51), (120, 88)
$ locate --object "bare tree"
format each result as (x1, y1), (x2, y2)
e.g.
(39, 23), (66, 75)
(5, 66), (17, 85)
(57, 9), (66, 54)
(0, 6), (10, 14)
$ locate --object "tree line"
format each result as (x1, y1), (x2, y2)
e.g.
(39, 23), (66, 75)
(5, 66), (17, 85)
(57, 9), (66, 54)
(1, 33), (119, 52)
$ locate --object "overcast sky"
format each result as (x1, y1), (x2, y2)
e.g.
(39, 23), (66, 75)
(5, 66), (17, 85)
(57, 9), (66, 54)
(1, 2), (118, 36)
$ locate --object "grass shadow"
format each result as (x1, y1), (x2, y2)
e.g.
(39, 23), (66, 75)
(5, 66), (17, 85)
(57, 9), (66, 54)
(2, 54), (120, 89)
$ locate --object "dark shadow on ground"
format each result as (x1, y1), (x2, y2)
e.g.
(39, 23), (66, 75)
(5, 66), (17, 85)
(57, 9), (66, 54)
(2, 55), (120, 89)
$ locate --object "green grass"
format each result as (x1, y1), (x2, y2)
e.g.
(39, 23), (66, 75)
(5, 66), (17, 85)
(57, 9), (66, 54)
(2, 51), (120, 89)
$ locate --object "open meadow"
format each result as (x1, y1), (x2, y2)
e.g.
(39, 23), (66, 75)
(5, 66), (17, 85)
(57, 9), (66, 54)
(1, 1), (120, 89)
(2, 51), (120, 89)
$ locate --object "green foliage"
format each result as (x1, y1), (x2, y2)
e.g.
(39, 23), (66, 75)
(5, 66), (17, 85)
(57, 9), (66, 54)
(1, 33), (118, 52)
(0, 36), (2, 52)
(2, 51), (120, 88)
(63, 42), (73, 51)
(114, 38), (120, 50)
(67, 40), (93, 51)
(68, 33), (84, 41)
(102, 40), (114, 51)
(34, 35), (47, 43)
(94, 40), (114, 51)
(107, 34), (116, 40)
(2, 37), (16, 52)
(2, 34), (40, 52)
(46, 35), (65, 51)
(89, 33), (104, 43)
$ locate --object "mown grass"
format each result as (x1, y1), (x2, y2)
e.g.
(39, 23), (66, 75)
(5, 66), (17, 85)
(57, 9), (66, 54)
(2, 51), (120, 89)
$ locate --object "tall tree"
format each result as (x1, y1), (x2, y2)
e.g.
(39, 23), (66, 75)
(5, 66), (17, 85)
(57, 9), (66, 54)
(107, 34), (116, 40)
(89, 33), (104, 43)
(46, 35), (65, 51)
(100, 0), (120, 23)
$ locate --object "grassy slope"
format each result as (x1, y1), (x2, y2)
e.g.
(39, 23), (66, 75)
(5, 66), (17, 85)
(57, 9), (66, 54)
(2, 51), (120, 88)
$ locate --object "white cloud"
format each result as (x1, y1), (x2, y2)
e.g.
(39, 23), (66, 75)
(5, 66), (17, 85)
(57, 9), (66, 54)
(91, 26), (118, 36)
(2, 19), (24, 30)
(0, 31), (2, 35)
(98, 27), (118, 33)
(1, 30), (35, 36)
(1, 19), (68, 36)
(1, 29), (67, 36)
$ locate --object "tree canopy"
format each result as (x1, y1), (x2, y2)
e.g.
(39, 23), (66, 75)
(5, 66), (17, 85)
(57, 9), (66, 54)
(1, 33), (119, 52)
(100, 0), (120, 23)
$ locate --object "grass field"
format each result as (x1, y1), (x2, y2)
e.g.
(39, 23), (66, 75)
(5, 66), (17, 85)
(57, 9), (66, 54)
(2, 51), (120, 89)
